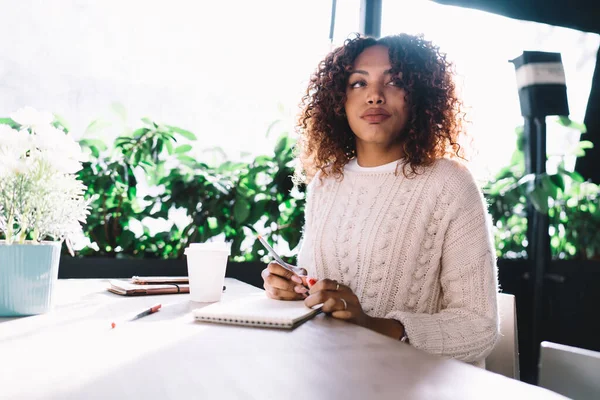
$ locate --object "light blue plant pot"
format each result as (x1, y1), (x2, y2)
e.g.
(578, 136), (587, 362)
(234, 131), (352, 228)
(0, 241), (61, 317)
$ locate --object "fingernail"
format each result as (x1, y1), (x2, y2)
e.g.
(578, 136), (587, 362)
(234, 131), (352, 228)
(294, 285), (308, 294)
(291, 275), (303, 284)
(308, 278), (317, 287)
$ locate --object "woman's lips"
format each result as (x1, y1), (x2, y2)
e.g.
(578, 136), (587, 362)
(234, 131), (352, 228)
(360, 108), (391, 123)
(361, 114), (391, 123)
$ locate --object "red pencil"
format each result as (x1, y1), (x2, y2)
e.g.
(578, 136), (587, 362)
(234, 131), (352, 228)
(111, 304), (162, 328)
(131, 304), (162, 321)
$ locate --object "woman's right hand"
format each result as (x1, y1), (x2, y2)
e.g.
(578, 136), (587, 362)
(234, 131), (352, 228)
(261, 262), (309, 300)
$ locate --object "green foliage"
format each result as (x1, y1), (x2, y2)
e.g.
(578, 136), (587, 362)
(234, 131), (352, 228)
(483, 118), (599, 260)
(76, 117), (304, 262)
(70, 112), (598, 262)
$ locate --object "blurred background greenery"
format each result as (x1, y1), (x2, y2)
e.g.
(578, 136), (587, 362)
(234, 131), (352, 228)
(2, 112), (597, 262)
(44, 112), (600, 262)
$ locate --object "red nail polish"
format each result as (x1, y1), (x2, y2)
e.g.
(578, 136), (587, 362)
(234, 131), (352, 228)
(308, 278), (317, 287)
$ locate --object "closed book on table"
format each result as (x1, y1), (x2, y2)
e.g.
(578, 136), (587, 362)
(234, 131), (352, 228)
(108, 277), (189, 296)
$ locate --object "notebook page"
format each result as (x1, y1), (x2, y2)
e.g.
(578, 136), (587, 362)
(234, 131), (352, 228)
(193, 293), (319, 328)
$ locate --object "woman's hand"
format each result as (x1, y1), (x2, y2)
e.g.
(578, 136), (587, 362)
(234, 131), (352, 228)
(261, 262), (309, 300)
(304, 279), (370, 327)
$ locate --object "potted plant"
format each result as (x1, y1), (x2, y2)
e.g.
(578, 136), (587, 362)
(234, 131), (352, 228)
(0, 107), (90, 316)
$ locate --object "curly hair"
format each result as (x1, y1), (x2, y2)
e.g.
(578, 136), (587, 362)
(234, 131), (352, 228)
(295, 33), (466, 183)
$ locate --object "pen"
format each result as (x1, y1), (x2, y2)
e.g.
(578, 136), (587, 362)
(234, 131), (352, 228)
(111, 304), (162, 328)
(131, 304), (162, 321)
(256, 234), (306, 277)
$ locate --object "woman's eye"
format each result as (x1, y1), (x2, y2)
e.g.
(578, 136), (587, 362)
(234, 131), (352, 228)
(388, 79), (403, 87)
(349, 81), (365, 88)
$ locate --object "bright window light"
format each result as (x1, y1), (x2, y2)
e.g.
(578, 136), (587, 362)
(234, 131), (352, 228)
(381, 0), (600, 178)
(0, 0), (333, 162)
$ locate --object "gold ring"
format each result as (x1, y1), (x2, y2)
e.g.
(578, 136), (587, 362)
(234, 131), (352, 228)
(340, 298), (347, 310)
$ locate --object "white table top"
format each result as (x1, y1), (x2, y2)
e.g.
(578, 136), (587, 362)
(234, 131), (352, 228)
(0, 278), (564, 399)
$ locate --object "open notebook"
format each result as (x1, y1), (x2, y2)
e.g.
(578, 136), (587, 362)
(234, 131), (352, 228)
(193, 293), (321, 329)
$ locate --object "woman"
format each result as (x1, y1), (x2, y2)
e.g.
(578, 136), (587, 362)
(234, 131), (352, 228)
(261, 33), (499, 367)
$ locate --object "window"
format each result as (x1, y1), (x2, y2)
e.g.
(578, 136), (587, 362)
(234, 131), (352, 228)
(381, 0), (600, 177)
(0, 0), (334, 162)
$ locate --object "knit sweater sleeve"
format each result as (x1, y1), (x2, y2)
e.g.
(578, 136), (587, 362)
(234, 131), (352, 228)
(385, 170), (500, 363)
(296, 174), (319, 273)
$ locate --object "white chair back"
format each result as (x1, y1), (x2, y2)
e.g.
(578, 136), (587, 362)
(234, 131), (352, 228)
(486, 293), (520, 379)
(539, 341), (600, 400)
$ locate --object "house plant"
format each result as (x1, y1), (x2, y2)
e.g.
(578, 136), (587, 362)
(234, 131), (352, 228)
(0, 107), (90, 316)
(483, 119), (598, 260)
(74, 115), (304, 264)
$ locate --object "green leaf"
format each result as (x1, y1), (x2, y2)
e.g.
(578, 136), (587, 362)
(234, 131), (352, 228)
(265, 119), (281, 138)
(155, 138), (164, 157)
(515, 125), (525, 152)
(207, 217), (219, 230)
(85, 119), (111, 135)
(274, 136), (288, 156)
(233, 197), (251, 224)
(139, 160), (154, 170)
(540, 175), (559, 199)
(165, 139), (174, 155)
(0, 118), (19, 129)
(141, 117), (155, 126)
(549, 174), (565, 192)
(134, 150), (143, 166)
(572, 148), (586, 157)
(166, 125), (197, 141)
(218, 161), (246, 173)
(557, 116), (587, 133)
(527, 186), (549, 214)
(115, 137), (132, 147)
(52, 113), (71, 133)
(578, 140), (594, 150)
(128, 186), (137, 200)
(111, 102), (127, 122)
(130, 128), (150, 139)
(79, 138), (108, 151)
(89, 146), (100, 158)
(248, 199), (269, 224)
(174, 144), (193, 154)
(119, 229), (136, 250)
(485, 177), (515, 196)
(177, 155), (197, 165)
(253, 155), (274, 166)
(567, 170), (585, 183)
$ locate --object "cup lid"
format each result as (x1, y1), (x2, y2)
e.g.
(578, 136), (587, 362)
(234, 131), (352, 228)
(184, 241), (231, 255)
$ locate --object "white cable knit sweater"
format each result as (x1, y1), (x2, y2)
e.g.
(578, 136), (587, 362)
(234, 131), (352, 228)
(297, 157), (500, 367)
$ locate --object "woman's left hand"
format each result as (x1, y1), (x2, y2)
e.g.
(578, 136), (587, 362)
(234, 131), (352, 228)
(304, 279), (370, 327)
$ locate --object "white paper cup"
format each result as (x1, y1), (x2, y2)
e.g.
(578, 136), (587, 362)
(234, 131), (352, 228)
(184, 242), (231, 302)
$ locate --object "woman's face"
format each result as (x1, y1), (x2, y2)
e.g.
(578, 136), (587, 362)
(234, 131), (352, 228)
(344, 45), (409, 152)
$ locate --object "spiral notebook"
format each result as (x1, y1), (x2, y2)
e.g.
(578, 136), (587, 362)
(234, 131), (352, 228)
(193, 293), (321, 329)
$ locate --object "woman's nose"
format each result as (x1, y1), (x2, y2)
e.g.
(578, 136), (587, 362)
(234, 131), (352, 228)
(366, 86), (385, 105)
